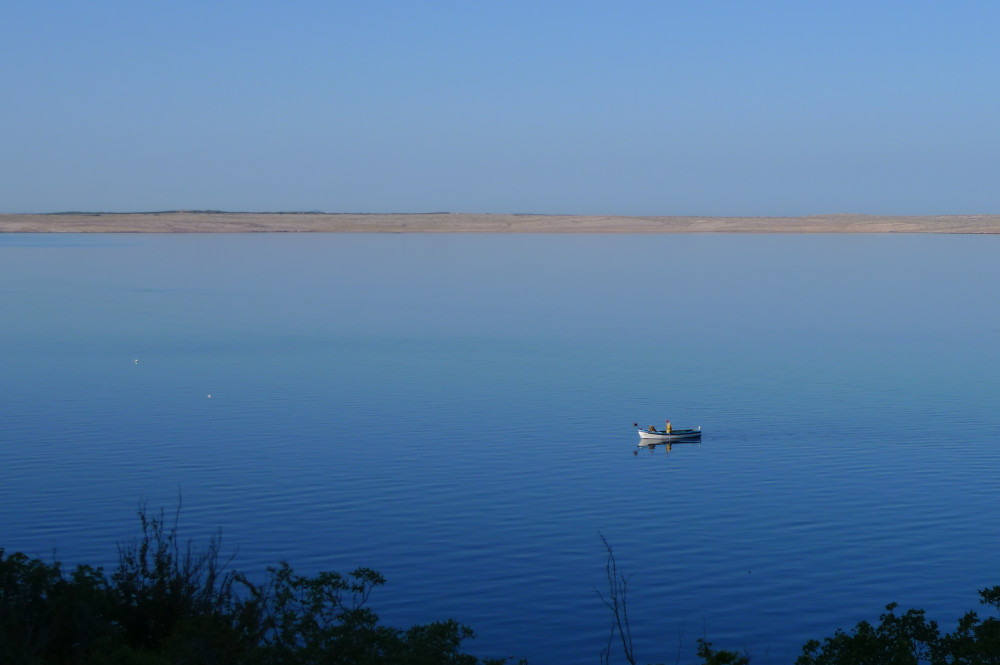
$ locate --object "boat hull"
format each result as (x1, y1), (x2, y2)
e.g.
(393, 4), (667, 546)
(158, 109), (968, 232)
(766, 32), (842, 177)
(637, 428), (701, 442)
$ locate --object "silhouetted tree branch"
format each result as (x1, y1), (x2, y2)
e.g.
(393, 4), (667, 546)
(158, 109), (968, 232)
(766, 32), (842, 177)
(597, 534), (636, 665)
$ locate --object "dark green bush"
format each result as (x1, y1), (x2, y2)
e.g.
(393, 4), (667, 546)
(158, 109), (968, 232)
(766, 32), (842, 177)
(0, 506), (510, 665)
(5, 513), (999, 664)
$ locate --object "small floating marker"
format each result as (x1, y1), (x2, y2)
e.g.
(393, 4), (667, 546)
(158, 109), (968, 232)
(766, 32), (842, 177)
(207, 394), (212, 399)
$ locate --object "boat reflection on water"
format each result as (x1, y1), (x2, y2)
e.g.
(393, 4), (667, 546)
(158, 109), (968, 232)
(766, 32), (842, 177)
(635, 440), (702, 455)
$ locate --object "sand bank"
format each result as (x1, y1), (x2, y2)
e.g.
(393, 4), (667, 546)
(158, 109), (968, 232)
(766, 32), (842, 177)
(3, 212), (1000, 233)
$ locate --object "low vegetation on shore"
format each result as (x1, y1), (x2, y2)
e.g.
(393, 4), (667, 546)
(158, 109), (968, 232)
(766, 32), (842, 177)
(598, 535), (1000, 664)
(3, 508), (999, 664)
(1, 506), (518, 665)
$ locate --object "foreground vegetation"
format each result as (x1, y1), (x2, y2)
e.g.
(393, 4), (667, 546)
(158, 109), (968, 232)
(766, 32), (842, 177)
(3, 512), (999, 664)
(1, 506), (517, 665)
(597, 537), (1000, 665)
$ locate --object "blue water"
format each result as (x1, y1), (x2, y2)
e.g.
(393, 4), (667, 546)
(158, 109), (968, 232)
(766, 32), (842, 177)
(2, 233), (999, 663)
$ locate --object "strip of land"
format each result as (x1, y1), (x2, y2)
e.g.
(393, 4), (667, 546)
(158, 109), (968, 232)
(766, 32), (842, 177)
(2, 212), (1000, 233)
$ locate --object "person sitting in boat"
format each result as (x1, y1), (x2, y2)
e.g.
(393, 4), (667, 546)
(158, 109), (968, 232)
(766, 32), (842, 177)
(665, 420), (672, 433)
(649, 424), (656, 432)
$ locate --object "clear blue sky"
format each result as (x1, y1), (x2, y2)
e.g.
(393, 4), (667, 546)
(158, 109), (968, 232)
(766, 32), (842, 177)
(3, 1), (998, 215)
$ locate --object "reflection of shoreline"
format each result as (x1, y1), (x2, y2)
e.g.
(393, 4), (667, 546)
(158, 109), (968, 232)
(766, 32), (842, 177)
(4, 212), (1000, 234)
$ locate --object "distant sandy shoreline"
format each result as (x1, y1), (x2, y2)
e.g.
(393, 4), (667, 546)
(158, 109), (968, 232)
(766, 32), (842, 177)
(3, 212), (1000, 234)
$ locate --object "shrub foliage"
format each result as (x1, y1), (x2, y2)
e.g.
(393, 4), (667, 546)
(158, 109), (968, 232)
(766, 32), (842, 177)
(0, 505), (512, 664)
(3, 512), (1000, 664)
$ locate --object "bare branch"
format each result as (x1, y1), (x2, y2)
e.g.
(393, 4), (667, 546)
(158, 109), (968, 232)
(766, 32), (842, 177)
(596, 534), (636, 665)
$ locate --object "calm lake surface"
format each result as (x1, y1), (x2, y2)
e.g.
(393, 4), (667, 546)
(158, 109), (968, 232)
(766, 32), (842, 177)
(2, 233), (999, 663)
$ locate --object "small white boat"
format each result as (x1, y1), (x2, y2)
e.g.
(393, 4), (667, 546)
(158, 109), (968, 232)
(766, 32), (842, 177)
(637, 426), (702, 442)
